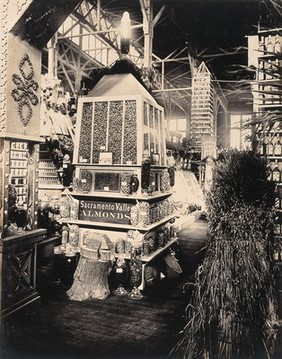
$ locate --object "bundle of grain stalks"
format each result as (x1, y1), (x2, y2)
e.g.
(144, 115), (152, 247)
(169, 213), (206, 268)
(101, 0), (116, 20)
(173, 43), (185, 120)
(170, 149), (279, 359)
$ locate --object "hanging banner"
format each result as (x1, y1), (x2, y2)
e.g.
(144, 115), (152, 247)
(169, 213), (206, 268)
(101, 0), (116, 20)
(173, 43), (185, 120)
(2, 34), (42, 141)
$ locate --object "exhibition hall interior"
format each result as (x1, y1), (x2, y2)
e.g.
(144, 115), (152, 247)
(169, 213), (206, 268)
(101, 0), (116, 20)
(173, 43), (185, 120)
(0, 1), (281, 359)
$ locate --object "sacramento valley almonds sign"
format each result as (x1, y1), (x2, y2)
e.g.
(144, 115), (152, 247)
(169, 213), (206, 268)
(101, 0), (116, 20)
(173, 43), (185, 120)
(79, 200), (132, 224)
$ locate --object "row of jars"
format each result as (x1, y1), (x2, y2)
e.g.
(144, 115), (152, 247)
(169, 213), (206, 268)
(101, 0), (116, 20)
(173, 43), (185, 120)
(115, 230), (143, 255)
(61, 224), (80, 249)
(130, 198), (175, 227)
(60, 196), (79, 219)
(59, 195), (175, 226)
(259, 34), (281, 54)
(142, 227), (176, 256)
(114, 226), (176, 257)
(258, 133), (282, 157)
(71, 169), (172, 195)
(267, 160), (282, 182)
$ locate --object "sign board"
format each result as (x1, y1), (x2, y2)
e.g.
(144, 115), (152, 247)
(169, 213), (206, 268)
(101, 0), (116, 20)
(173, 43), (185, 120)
(79, 199), (132, 225)
(201, 136), (217, 159)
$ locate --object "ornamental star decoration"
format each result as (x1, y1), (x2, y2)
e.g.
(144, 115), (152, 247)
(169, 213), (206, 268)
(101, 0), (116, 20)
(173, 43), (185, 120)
(11, 53), (39, 126)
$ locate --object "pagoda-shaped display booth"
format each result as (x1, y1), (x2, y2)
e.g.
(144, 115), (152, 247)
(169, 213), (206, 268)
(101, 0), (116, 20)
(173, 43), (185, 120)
(63, 60), (178, 300)
(75, 60), (165, 170)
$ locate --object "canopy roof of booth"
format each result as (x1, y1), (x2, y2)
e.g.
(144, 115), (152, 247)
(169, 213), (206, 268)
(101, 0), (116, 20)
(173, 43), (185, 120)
(87, 72), (158, 105)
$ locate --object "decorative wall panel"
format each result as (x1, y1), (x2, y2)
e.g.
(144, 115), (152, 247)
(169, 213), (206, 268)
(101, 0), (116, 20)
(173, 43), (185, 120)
(123, 100), (137, 164)
(108, 101), (123, 164)
(78, 102), (93, 163)
(3, 34), (41, 141)
(92, 102), (108, 163)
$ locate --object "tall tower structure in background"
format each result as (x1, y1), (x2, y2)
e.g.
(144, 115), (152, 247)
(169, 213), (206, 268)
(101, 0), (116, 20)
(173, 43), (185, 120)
(190, 62), (216, 153)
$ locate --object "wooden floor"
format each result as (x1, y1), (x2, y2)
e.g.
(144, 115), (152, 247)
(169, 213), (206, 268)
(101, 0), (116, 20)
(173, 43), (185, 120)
(1, 219), (208, 359)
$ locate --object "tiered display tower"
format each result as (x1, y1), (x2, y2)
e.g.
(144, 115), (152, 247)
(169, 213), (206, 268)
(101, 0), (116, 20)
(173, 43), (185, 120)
(59, 62), (178, 296)
(253, 29), (282, 260)
(190, 62), (216, 152)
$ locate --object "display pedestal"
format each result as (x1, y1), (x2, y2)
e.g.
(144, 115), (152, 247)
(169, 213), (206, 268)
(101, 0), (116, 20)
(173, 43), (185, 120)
(67, 255), (111, 301)
(2, 229), (47, 318)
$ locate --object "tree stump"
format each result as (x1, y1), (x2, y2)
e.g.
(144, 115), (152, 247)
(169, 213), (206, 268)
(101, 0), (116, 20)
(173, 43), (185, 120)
(67, 254), (111, 301)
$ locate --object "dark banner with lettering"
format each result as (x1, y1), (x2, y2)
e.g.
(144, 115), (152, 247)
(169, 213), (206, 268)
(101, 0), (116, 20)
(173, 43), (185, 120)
(79, 199), (132, 224)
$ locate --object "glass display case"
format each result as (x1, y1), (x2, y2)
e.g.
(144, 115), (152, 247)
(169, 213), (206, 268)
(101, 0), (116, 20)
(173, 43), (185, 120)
(74, 75), (166, 167)
(0, 138), (40, 237)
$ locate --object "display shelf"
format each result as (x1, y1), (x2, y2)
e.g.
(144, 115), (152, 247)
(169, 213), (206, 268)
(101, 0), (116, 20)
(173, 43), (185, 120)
(141, 238), (178, 263)
(72, 163), (168, 170)
(139, 239), (178, 290)
(10, 148), (29, 153)
(267, 156), (282, 160)
(38, 144), (61, 191)
(62, 214), (176, 232)
(258, 53), (282, 59)
(38, 175), (60, 178)
(38, 167), (58, 170)
(255, 29), (282, 268)
(39, 184), (64, 189)
(62, 191), (173, 201)
(258, 28), (282, 35)
(257, 79), (282, 84)
(258, 103), (282, 109)
(1, 139), (39, 237)
(114, 237), (178, 262)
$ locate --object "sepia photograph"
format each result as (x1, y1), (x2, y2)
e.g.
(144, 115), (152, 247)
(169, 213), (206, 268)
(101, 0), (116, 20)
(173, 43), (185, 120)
(0, 1), (281, 359)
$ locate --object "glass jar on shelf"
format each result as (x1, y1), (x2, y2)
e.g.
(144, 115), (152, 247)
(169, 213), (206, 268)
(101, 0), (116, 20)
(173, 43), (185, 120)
(116, 238), (125, 254)
(72, 177), (81, 193)
(274, 34), (281, 53)
(274, 134), (282, 156)
(272, 160), (280, 182)
(112, 254), (129, 296)
(68, 224), (79, 249)
(61, 225), (69, 246)
(128, 250), (143, 300)
(80, 171), (92, 193)
(160, 169), (170, 192)
(259, 36), (265, 53)
(266, 35), (274, 53)
(120, 172), (132, 195)
(130, 173), (139, 194)
(70, 200), (79, 220)
(60, 196), (70, 219)
(138, 201), (150, 226)
(125, 231), (133, 256)
(130, 205), (139, 226)
(147, 172), (155, 195)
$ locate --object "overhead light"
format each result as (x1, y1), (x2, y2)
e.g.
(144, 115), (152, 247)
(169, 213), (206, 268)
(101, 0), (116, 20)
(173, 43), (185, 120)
(120, 11), (131, 55)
